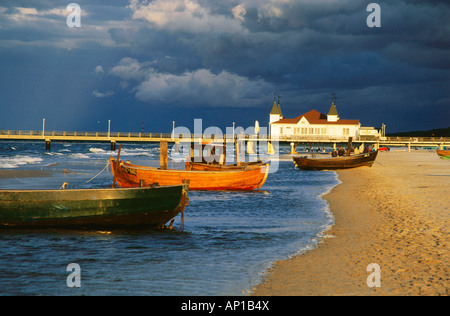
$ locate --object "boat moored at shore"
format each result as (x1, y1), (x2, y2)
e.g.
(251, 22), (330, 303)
(111, 157), (269, 191)
(436, 150), (450, 159)
(0, 184), (189, 229)
(293, 150), (378, 171)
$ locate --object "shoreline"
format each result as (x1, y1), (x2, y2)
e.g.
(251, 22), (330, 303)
(252, 151), (449, 296)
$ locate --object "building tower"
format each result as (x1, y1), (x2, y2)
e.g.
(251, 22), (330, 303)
(327, 94), (339, 122)
(269, 93), (283, 124)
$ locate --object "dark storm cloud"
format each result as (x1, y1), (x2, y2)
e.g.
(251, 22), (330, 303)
(0, 0), (448, 132)
(120, 0), (449, 77)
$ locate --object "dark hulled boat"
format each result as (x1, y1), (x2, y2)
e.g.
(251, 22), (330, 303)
(293, 150), (378, 171)
(0, 184), (189, 229)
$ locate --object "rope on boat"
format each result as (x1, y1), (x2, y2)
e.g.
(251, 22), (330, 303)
(374, 160), (384, 166)
(83, 161), (111, 185)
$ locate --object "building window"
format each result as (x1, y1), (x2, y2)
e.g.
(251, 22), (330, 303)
(309, 128), (314, 134)
(280, 127), (283, 134)
(343, 128), (349, 135)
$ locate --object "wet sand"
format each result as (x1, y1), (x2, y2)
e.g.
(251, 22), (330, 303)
(0, 169), (52, 179)
(253, 151), (449, 296)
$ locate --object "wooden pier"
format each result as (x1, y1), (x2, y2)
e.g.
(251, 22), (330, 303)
(0, 129), (449, 152)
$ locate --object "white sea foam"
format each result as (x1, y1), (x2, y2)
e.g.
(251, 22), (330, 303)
(119, 148), (156, 157)
(89, 148), (106, 153)
(87, 147), (156, 158)
(69, 153), (90, 159)
(0, 156), (43, 169)
(44, 152), (63, 156)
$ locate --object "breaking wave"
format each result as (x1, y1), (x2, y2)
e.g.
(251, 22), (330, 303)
(0, 155), (43, 169)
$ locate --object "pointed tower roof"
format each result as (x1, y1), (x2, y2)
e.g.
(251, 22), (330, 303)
(327, 101), (339, 122)
(328, 102), (339, 116)
(270, 101), (283, 116)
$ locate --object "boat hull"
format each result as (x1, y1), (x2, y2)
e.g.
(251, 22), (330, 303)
(185, 161), (265, 171)
(293, 151), (378, 171)
(111, 158), (269, 191)
(437, 150), (450, 159)
(0, 185), (188, 229)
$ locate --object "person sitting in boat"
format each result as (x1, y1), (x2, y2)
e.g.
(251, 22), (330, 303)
(331, 148), (338, 157)
(338, 146), (345, 157)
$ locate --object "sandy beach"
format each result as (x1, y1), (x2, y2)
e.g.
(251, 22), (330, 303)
(253, 150), (449, 296)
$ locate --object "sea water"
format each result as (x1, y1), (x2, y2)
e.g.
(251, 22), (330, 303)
(0, 141), (339, 295)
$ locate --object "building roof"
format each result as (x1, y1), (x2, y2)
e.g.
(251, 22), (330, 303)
(327, 102), (339, 116)
(271, 109), (359, 125)
(269, 101), (283, 116)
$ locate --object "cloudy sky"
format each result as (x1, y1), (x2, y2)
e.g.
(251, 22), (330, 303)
(0, 0), (448, 134)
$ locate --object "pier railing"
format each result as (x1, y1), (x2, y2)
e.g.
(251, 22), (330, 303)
(0, 130), (174, 139)
(274, 135), (450, 143)
(0, 129), (449, 147)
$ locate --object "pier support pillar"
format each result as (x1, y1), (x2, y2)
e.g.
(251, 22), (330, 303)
(219, 140), (226, 165)
(290, 142), (297, 154)
(267, 141), (275, 155)
(111, 140), (116, 151)
(235, 138), (241, 167)
(45, 139), (51, 151)
(333, 143), (337, 150)
(407, 143), (411, 152)
(247, 140), (256, 154)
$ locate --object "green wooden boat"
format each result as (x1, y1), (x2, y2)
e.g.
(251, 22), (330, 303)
(0, 184), (189, 229)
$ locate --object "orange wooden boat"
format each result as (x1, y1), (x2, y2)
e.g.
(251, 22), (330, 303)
(185, 160), (265, 171)
(110, 157), (269, 191)
(183, 140), (266, 171)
